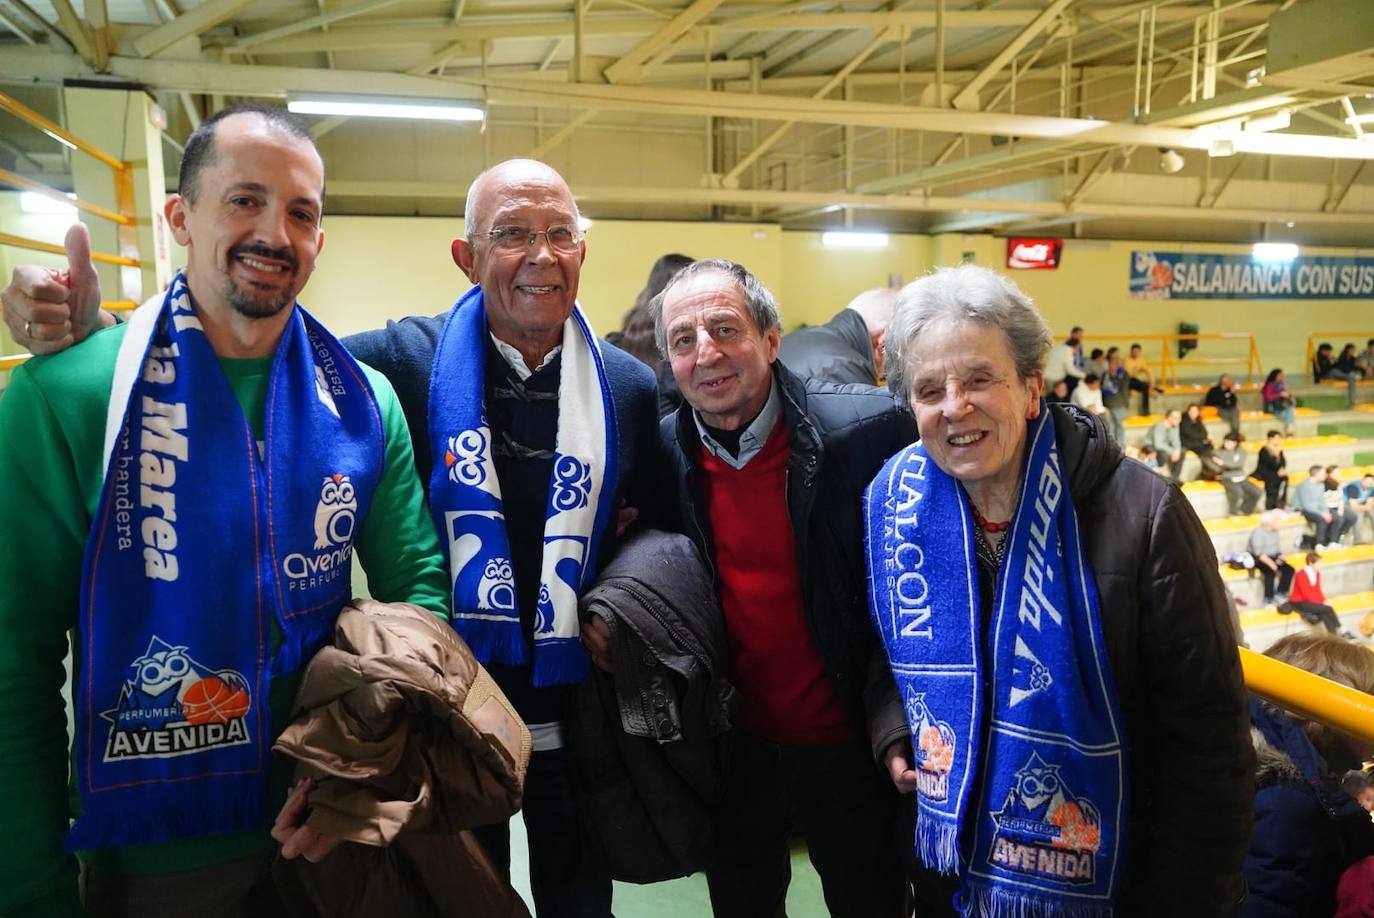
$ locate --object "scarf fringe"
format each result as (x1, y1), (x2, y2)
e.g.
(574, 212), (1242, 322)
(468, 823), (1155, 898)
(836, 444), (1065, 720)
(915, 818), (963, 875)
(963, 883), (1115, 918)
(531, 638), (590, 688)
(455, 618), (529, 667)
(66, 780), (263, 853)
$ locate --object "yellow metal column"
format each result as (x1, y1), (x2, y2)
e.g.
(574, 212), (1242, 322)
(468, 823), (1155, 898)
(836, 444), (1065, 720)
(61, 86), (173, 304)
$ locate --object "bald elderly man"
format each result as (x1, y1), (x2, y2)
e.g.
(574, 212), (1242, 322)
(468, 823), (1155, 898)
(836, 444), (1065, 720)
(777, 287), (896, 386)
(3, 157), (660, 918)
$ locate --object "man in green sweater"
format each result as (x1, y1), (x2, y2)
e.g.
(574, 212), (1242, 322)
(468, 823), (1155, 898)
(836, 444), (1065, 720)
(0, 104), (449, 917)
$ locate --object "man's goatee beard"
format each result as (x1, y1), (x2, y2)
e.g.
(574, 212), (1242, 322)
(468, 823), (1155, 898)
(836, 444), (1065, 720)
(223, 279), (293, 319)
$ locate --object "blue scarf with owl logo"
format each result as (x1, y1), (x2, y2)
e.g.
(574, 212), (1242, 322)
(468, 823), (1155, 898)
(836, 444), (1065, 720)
(864, 407), (1127, 917)
(69, 272), (384, 852)
(428, 286), (618, 687)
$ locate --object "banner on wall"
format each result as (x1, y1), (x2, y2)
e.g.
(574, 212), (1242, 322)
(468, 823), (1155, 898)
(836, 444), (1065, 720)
(1130, 250), (1374, 300)
(1006, 238), (1063, 270)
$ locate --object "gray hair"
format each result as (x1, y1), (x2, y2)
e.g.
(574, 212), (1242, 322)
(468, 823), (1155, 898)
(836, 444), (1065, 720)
(462, 158), (580, 241)
(885, 264), (1053, 407)
(648, 258), (782, 357)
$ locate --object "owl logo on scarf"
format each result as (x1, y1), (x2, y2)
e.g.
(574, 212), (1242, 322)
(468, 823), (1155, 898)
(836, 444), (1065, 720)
(550, 454), (592, 513)
(313, 473), (357, 550)
(477, 559), (516, 613)
(905, 687), (955, 802)
(446, 429), (490, 487)
(989, 752), (1102, 884)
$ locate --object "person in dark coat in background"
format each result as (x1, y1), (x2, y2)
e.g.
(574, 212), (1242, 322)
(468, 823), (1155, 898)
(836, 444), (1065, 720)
(1254, 430), (1290, 509)
(617, 253), (693, 418)
(777, 287), (896, 386)
(1205, 373), (1242, 437)
(1242, 633), (1374, 918)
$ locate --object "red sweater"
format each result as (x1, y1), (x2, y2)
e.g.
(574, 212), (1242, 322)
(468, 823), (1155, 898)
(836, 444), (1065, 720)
(698, 421), (852, 745)
(1288, 567), (1325, 605)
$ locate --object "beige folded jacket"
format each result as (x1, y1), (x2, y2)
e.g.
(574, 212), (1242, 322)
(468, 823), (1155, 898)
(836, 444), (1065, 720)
(271, 598), (533, 918)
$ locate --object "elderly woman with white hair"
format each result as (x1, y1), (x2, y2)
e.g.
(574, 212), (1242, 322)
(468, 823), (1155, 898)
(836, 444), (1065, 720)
(863, 265), (1254, 916)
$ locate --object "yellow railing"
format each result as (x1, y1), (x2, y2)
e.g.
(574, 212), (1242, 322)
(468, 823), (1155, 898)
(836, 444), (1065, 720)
(1240, 646), (1374, 743)
(0, 92), (143, 371)
(1084, 332), (1262, 387)
(1305, 332), (1374, 384)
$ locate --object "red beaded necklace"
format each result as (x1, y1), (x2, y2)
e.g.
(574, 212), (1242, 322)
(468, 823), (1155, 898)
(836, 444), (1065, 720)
(969, 502), (1011, 533)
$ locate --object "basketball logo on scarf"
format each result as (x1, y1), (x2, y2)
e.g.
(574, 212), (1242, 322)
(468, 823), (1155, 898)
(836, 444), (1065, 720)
(906, 688), (955, 802)
(101, 636), (252, 762)
(989, 752), (1103, 885)
(281, 472), (358, 591)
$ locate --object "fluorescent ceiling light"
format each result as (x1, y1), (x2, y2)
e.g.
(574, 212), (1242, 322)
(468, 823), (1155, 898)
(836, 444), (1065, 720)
(1253, 242), (1298, 261)
(20, 191), (77, 214)
(1244, 110), (1291, 133)
(1345, 113), (1374, 125)
(821, 231), (889, 249)
(287, 94), (483, 122)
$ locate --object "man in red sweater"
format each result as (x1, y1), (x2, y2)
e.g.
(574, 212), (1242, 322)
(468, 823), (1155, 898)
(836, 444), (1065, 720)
(640, 259), (914, 916)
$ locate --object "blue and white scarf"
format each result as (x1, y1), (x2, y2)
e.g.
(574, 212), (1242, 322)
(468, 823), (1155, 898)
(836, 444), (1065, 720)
(864, 407), (1127, 917)
(428, 286), (618, 687)
(69, 273), (384, 851)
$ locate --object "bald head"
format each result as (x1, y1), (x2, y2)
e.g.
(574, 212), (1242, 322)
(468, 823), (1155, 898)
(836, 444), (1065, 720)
(464, 158), (578, 240)
(846, 287), (897, 336)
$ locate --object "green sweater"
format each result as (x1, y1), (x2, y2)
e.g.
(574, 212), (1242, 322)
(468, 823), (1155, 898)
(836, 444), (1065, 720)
(0, 323), (451, 917)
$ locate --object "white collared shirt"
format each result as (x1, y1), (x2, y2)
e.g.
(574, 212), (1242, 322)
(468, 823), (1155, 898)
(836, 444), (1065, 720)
(490, 332), (561, 381)
(692, 379), (782, 470)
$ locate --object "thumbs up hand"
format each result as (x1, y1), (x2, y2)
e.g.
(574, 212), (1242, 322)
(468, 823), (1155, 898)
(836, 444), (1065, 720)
(1, 221), (114, 356)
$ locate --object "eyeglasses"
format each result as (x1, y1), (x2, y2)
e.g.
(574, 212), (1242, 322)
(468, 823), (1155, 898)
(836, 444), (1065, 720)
(484, 224), (583, 254)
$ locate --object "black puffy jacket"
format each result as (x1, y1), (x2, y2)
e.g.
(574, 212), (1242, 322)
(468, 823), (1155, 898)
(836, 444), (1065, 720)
(660, 360), (916, 732)
(873, 404), (1255, 916)
(567, 529), (736, 883)
(777, 308), (878, 386)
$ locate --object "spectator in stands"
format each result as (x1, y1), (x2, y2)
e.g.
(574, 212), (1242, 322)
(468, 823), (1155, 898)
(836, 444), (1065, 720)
(620, 252), (693, 417)
(1216, 432), (1261, 516)
(1070, 373), (1112, 439)
(1044, 327), (1084, 397)
(1242, 634), (1374, 918)
(1281, 551), (1354, 638)
(1146, 408), (1186, 480)
(1261, 368), (1298, 436)
(1248, 510), (1295, 604)
(1101, 348), (1131, 443)
(1086, 347), (1107, 379)
(1337, 343), (1365, 379)
(1046, 378), (1071, 404)
(1136, 444), (1168, 476)
(1323, 465), (1357, 549)
(1294, 465), (1354, 550)
(1316, 342), (1359, 406)
(1253, 430), (1290, 510)
(1343, 771), (1374, 812)
(1205, 373), (1242, 437)
(1180, 403), (1224, 480)
(1124, 342), (1162, 415)
(1343, 472), (1374, 543)
(1356, 338), (1374, 379)
(777, 287), (896, 387)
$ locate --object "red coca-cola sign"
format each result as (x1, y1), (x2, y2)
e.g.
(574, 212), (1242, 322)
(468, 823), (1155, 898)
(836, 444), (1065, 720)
(1006, 238), (1063, 270)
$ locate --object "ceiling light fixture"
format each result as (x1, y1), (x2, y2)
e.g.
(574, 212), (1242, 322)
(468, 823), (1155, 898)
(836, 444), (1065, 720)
(287, 94), (484, 122)
(821, 231), (889, 249)
(1252, 242), (1298, 261)
(1158, 147), (1185, 173)
(1244, 110), (1291, 133)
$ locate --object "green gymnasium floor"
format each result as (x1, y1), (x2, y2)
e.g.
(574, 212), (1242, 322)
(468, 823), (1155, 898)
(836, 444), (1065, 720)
(507, 818), (830, 916)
